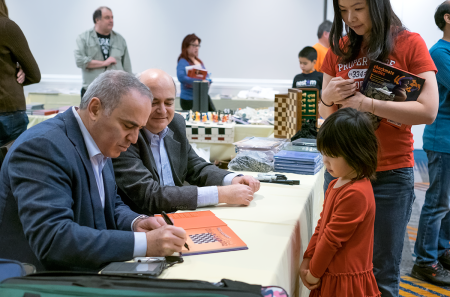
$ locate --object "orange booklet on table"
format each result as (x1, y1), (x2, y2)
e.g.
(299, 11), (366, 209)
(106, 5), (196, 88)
(156, 211), (248, 256)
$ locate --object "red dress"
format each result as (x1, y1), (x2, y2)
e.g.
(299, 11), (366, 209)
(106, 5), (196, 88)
(304, 179), (380, 297)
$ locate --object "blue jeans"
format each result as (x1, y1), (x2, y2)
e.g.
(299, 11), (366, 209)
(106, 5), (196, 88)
(414, 150), (450, 266)
(323, 167), (415, 297)
(0, 111), (29, 147)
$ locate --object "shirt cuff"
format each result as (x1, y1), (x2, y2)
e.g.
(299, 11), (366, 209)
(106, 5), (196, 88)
(197, 186), (219, 207)
(133, 232), (147, 257)
(222, 173), (239, 186)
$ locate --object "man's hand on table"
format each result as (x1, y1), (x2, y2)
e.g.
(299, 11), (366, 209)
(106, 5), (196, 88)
(231, 175), (260, 193)
(218, 184), (254, 206)
(134, 216), (167, 232)
(145, 225), (187, 256)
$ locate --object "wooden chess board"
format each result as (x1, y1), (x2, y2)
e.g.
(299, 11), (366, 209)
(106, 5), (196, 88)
(274, 88), (320, 139)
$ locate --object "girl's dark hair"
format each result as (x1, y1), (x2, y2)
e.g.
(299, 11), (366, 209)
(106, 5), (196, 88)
(329, 0), (405, 64)
(317, 108), (378, 180)
(177, 34), (204, 65)
(435, 1), (450, 31)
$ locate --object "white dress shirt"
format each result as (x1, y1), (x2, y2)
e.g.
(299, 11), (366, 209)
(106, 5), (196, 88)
(72, 107), (146, 257)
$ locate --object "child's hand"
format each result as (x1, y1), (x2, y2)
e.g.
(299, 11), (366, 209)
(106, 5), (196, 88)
(299, 259), (321, 290)
(306, 271), (320, 285)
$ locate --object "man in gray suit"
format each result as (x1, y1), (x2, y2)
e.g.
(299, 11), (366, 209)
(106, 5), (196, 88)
(0, 71), (186, 271)
(113, 69), (260, 215)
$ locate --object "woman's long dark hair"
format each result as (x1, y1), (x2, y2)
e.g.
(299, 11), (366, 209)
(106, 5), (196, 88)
(329, 0), (404, 64)
(177, 33), (203, 65)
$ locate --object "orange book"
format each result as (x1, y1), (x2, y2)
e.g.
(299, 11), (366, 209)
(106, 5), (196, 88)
(187, 68), (208, 80)
(156, 211), (247, 256)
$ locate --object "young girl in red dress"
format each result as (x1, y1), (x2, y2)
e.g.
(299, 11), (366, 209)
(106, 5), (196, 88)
(300, 108), (380, 297)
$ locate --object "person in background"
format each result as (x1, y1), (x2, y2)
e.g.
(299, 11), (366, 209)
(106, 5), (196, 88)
(292, 46), (323, 94)
(313, 20), (332, 73)
(113, 69), (260, 215)
(176, 34), (211, 111)
(412, 0), (450, 286)
(0, 0), (40, 146)
(319, 0), (438, 295)
(74, 6), (132, 99)
(300, 108), (380, 297)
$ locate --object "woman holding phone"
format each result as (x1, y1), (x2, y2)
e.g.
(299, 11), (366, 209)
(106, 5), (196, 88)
(318, 0), (439, 296)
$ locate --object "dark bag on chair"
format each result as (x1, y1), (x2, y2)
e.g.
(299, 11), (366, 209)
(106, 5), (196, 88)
(0, 272), (266, 296)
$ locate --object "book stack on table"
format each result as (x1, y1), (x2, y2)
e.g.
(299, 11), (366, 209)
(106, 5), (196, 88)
(274, 150), (323, 175)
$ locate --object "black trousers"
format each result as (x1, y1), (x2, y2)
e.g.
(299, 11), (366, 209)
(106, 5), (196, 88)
(180, 98), (193, 110)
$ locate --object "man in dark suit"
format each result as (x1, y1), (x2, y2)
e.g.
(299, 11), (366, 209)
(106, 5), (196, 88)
(113, 69), (260, 215)
(0, 70), (186, 271)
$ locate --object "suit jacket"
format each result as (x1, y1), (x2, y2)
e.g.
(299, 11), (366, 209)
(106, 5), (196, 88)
(0, 109), (138, 271)
(112, 113), (230, 215)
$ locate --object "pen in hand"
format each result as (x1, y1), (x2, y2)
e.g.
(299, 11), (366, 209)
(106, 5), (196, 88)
(161, 211), (190, 251)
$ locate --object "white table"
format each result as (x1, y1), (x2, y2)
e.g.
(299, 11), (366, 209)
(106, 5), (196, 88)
(160, 170), (325, 297)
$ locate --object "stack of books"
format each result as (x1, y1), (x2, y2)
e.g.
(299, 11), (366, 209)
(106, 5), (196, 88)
(274, 150), (323, 175)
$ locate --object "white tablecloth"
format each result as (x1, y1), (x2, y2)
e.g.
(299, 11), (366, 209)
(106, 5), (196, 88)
(160, 170), (325, 297)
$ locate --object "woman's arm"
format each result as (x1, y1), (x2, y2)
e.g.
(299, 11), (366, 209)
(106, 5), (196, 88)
(176, 59), (202, 85)
(319, 73), (357, 119)
(338, 71), (438, 125)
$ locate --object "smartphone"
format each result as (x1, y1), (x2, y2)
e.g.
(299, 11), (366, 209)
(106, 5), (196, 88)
(101, 260), (166, 276)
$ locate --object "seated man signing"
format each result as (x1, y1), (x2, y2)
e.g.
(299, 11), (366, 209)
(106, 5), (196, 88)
(112, 69), (260, 215)
(0, 70), (186, 271)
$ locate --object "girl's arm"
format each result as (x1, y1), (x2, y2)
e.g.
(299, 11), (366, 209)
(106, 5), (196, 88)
(303, 208), (325, 259)
(338, 71), (438, 125)
(308, 188), (368, 279)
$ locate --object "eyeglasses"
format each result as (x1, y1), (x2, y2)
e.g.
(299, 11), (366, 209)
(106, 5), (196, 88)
(190, 44), (201, 48)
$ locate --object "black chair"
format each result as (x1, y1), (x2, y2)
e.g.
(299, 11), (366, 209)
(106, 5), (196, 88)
(0, 140), (15, 170)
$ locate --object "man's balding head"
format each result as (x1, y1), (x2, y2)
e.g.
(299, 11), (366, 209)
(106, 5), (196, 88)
(139, 69), (176, 134)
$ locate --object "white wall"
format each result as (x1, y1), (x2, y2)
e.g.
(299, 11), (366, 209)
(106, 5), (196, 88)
(6, 0), (324, 80)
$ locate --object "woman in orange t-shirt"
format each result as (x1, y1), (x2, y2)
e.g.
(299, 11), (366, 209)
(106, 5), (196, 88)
(319, 0), (438, 296)
(301, 108), (380, 297)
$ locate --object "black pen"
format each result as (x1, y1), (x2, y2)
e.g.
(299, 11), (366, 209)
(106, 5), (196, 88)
(260, 180), (300, 185)
(161, 211), (190, 251)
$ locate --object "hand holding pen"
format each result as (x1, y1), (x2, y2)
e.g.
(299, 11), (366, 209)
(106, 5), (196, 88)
(161, 211), (190, 251)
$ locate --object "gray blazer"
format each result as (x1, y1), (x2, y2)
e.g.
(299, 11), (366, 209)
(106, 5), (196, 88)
(112, 114), (230, 215)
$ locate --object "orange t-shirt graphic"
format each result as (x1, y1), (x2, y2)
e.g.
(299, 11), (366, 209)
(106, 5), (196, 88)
(321, 31), (437, 171)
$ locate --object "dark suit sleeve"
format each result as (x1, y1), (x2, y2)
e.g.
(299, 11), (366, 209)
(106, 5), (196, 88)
(113, 138), (199, 214)
(8, 137), (134, 270)
(184, 139), (232, 186)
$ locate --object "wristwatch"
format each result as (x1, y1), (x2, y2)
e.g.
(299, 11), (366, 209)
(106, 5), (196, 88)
(132, 214), (150, 231)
